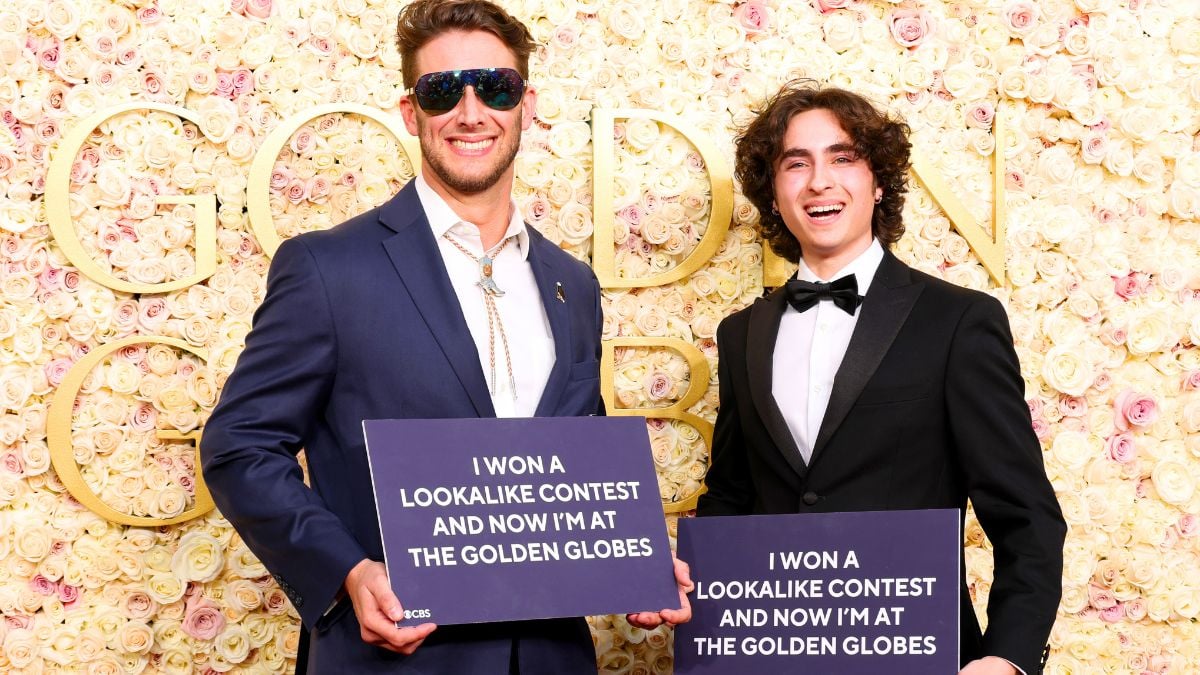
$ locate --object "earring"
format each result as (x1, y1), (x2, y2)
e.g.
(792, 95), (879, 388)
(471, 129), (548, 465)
(874, 193), (882, 204)
(771, 204), (779, 215)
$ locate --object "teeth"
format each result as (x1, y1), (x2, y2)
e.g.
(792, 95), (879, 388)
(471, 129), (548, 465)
(806, 204), (842, 215)
(451, 139), (492, 150)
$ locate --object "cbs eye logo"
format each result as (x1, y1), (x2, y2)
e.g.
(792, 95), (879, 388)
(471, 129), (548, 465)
(403, 608), (432, 620)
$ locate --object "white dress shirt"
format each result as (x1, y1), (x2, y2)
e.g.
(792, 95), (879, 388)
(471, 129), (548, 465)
(772, 240), (884, 463)
(415, 175), (555, 418)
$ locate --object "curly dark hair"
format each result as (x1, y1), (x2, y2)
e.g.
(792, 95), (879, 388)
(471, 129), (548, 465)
(735, 81), (911, 262)
(395, 0), (536, 89)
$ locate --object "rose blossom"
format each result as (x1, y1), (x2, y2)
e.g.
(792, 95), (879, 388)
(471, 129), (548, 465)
(1003, 1), (1038, 35)
(889, 8), (933, 48)
(812, 0), (851, 12)
(734, 2), (769, 34)
(182, 596), (226, 640)
(1105, 432), (1136, 463)
(1113, 390), (1158, 431)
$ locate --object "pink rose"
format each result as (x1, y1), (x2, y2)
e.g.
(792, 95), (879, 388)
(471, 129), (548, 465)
(645, 371), (673, 401)
(31, 575), (57, 596)
(1058, 395), (1087, 418)
(1081, 132), (1107, 164)
(1002, 1), (1038, 34)
(1183, 370), (1200, 391)
(57, 582), (79, 604)
(243, 0), (272, 20)
(1099, 603), (1124, 623)
(1113, 273), (1146, 300)
(182, 597), (226, 640)
(136, 6), (162, 23)
(1087, 582), (1117, 610)
(734, 2), (770, 33)
(43, 359), (73, 387)
(811, 0), (851, 13)
(1105, 433), (1136, 463)
(1178, 513), (1198, 537)
(215, 72), (236, 98)
(965, 102), (995, 130)
(889, 8), (933, 48)
(1114, 390), (1158, 431)
(128, 401), (158, 433)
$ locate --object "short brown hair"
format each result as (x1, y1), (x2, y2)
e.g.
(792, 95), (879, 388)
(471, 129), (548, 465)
(735, 82), (911, 262)
(395, 0), (536, 88)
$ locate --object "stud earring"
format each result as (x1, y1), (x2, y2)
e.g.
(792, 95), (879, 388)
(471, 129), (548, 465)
(874, 193), (882, 204)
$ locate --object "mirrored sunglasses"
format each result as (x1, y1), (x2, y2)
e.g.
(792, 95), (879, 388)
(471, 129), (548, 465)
(405, 67), (527, 115)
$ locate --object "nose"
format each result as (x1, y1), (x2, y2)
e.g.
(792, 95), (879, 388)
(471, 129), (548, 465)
(453, 86), (487, 125)
(809, 159), (834, 192)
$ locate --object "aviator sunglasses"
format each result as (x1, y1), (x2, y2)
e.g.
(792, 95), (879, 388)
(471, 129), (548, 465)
(405, 67), (527, 115)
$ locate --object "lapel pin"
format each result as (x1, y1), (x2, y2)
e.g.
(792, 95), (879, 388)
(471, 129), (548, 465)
(555, 282), (566, 303)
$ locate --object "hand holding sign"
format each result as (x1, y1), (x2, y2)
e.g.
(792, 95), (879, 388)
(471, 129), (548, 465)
(627, 554), (695, 629)
(345, 559), (436, 654)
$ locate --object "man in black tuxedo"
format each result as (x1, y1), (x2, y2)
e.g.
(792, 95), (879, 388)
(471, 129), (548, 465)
(696, 83), (1066, 675)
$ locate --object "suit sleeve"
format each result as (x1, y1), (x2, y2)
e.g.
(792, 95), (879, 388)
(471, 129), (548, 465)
(696, 316), (756, 516)
(200, 237), (367, 629)
(946, 295), (1066, 674)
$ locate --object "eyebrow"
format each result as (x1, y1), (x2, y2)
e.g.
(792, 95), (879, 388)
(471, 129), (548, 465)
(778, 142), (859, 161)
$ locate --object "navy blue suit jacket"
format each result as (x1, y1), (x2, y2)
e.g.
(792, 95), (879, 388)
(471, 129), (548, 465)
(201, 182), (603, 673)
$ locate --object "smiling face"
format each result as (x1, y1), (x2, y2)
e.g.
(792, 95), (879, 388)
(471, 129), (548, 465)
(400, 29), (536, 199)
(772, 108), (881, 278)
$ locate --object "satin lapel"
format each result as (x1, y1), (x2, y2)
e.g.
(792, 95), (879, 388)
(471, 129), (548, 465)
(810, 252), (923, 462)
(528, 232), (574, 417)
(378, 184), (495, 417)
(746, 288), (809, 478)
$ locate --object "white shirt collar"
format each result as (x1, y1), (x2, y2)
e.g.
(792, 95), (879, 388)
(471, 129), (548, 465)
(797, 239), (885, 294)
(413, 174), (530, 259)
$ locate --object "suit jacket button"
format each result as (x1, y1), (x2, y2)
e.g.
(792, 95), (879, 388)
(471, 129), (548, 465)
(802, 491), (819, 506)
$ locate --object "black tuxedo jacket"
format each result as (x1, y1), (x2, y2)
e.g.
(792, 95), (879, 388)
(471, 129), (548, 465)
(202, 182), (601, 673)
(698, 250), (1066, 674)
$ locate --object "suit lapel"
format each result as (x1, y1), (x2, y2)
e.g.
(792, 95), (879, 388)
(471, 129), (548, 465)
(378, 183), (495, 417)
(527, 232), (574, 417)
(810, 251), (923, 462)
(746, 289), (809, 478)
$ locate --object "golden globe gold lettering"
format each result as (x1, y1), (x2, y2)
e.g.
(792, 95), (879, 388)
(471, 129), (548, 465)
(46, 336), (215, 527)
(246, 103), (421, 257)
(46, 102), (1008, 524)
(600, 338), (713, 513)
(45, 102), (218, 294)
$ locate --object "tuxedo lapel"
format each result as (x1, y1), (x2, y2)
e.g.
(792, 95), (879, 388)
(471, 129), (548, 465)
(378, 184), (495, 417)
(527, 232), (574, 417)
(810, 252), (923, 461)
(746, 289), (809, 477)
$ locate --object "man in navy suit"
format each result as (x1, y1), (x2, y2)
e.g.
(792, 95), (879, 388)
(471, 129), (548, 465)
(201, 2), (687, 672)
(697, 84), (1066, 675)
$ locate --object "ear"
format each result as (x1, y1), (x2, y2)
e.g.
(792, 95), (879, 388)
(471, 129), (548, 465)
(520, 86), (537, 131)
(400, 95), (420, 136)
(874, 188), (883, 203)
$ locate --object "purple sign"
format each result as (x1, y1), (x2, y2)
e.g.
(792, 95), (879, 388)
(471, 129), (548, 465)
(362, 416), (679, 626)
(675, 510), (960, 674)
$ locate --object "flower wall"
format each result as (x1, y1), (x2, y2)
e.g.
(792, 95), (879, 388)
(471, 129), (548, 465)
(0, 0), (1198, 672)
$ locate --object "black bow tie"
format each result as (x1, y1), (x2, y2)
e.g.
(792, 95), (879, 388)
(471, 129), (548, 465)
(784, 274), (862, 315)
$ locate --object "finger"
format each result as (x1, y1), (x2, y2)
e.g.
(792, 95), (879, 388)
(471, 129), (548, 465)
(673, 558), (695, 591)
(625, 611), (663, 629)
(393, 623), (437, 654)
(364, 575), (404, 623)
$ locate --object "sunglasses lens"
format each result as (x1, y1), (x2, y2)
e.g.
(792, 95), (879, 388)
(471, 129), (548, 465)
(413, 69), (525, 114)
(473, 69), (524, 111)
(414, 70), (464, 115)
